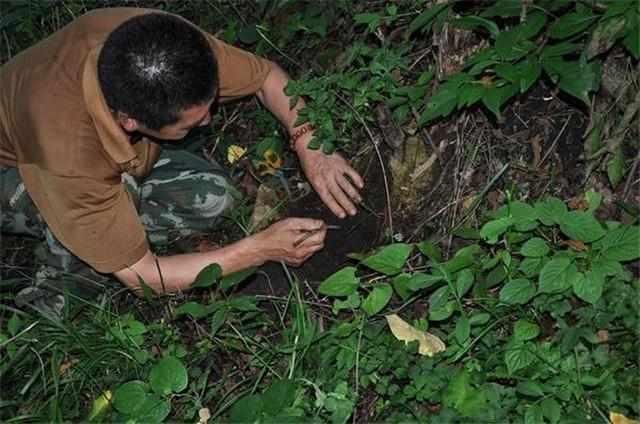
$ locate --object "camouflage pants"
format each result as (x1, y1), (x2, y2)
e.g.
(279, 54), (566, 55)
(0, 149), (235, 292)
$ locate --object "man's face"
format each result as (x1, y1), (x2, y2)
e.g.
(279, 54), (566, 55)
(137, 99), (215, 140)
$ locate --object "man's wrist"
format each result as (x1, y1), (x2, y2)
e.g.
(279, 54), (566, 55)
(290, 123), (314, 151)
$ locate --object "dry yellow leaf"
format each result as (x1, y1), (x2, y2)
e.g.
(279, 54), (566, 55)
(610, 412), (640, 424)
(385, 314), (446, 357)
(227, 145), (247, 164)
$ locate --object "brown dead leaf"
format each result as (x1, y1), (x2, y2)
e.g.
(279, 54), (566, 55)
(386, 314), (446, 357)
(610, 412), (640, 424)
(529, 134), (543, 168)
(562, 240), (589, 252)
(59, 358), (79, 376)
(597, 330), (610, 343)
(568, 195), (589, 210)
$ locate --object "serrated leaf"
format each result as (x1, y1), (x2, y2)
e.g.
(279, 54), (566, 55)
(386, 314), (446, 356)
(361, 243), (413, 275)
(444, 370), (487, 417)
(514, 320), (540, 341)
(538, 258), (575, 293)
(480, 217), (514, 244)
(192, 263), (222, 288)
(362, 283), (393, 316)
(149, 356), (188, 396)
(319, 267), (359, 297)
(262, 379), (297, 416)
(535, 197), (567, 225)
(505, 343), (536, 374)
(559, 211), (606, 242)
(594, 225), (640, 261)
(573, 269), (604, 304)
(500, 278), (536, 304)
(520, 238), (550, 257)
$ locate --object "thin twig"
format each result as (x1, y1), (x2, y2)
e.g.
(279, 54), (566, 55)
(539, 115), (571, 167)
(623, 150), (640, 201)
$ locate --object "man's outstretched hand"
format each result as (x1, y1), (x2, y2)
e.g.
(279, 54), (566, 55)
(296, 146), (364, 219)
(253, 218), (327, 266)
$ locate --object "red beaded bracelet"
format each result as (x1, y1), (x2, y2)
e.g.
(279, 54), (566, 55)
(290, 123), (314, 149)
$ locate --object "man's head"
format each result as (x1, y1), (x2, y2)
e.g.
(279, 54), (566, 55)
(98, 13), (217, 139)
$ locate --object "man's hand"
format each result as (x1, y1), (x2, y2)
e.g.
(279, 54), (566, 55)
(253, 217), (327, 266)
(296, 144), (364, 219)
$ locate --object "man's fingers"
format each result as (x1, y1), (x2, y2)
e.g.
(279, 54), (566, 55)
(317, 186), (348, 219)
(329, 181), (357, 217)
(287, 217), (325, 232)
(337, 174), (362, 204)
(344, 166), (364, 190)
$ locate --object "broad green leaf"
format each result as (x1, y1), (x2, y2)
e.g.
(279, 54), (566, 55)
(469, 312), (491, 326)
(549, 11), (597, 39)
(149, 356), (188, 396)
(559, 211), (605, 242)
(362, 283), (393, 316)
(481, 0), (522, 17)
(135, 395), (171, 423)
(455, 269), (475, 297)
(505, 343), (536, 374)
(354, 13), (381, 29)
(519, 58), (542, 93)
(519, 257), (544, 277)
(361, 243), (413, 275)
(538, 258), (575, 293)
(391, 273), (411, 300)
(417, 240), (442, 262)
(419, 85), (459, 125)
(607, 146), (625, 188)
(541, 42), (582, 58)
(113, 381), (147, 415)
(455, 316), (471, 344)
(587, 16), (627, 59)
(482, 83), (518, 119)
(87, 390), (112, 422)
(480, 217), (514, 244)
(500, 278), (536, 304)
(229, 394), (263, 423)
(594, 225), (640, 261)
(535, 197), (567, 225)
(457, 83), (485, 107)
(262, 379), (297, 416)
(525, 404), (545, 424)
(591, 258), (624, 276)
(485, 265), (507, 288)
(210, 308), (227, 336)
(520, 238), (550, 257)
(585, 190), (603, 213)
(429, 286), (450, 310)
(516, 381), (545, 397)
(174, 302), (213, 319)
(407, 271), (444, 291)
(623, 13), (639, 58)
(219, 267), (256, 290)
(409, 3), (450, 34)
(332, 292), (361, 314)
(541, 398), (562, 424)
(444, 370), (487, 417)
(192, 263), (222, 288)
(573, 270), (603, 304)
(429, 300), (456, 321)
(514, 320), (540, 341)
(443, 244), (482, 272)
(227, 297), (259, 312)
(557, 60), (601, 105)
(319, 267), (359, 297)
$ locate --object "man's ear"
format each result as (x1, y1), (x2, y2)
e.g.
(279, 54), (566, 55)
(115, 111), (140, 132)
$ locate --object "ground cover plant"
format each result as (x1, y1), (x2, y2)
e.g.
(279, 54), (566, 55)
(1, 0), (639, 423)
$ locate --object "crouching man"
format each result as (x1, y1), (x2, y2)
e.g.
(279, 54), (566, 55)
(0, 7), (363, 306)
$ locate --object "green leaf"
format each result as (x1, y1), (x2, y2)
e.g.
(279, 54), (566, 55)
(457, 83), (485, 107)
(443, 244), (482, 273)
(485, 264), (507, 288)
(525, 404), (545, 424)
(262, 379), (297, 416)
(519, 257), (544, 277)
(149, 356), (188, 396)
(455, 269), (475, 297)
(361, 243), (413, 275)
(174, 302), (213, 319)
(469, 312), (491, 326)
(417, 240), (442, 262)
(623, 12), (639, 58)
(482, 0), (524, 17)
(229, 394), (263, 423)
(7, 313), (22, 336)
(455, 316), (471, 344)
(227, 297), (259, 312)
(573, 270), (604, 304)
(519, 58), (542, 93)
(520, 238), (550, 257)
(391, 273), (411, 300)
(587, 16), (627, 59)
(514, 320), (540, 341)
(482, 83), (518, 119)
(238, 25), (259, 44)
(362, 283), (393, 316)
(535, 197), (567, 225)
(500, 278), (536, 304)
(192, 263), (222, 288)
(541, 398), (562, 424)
(406, 271), (444, 291)
(219, 267), (256, 290)
(594, 225), (640, 261)
(332, 293), (361, 314)
(444, 370), (487, 417)
(516, 381), (545, 397)
(210, 308), (227, 336)
(549, 11), (598, 39)
(419, 85), (459, 125)
(454, 16), (500, 38)
(429, 300), (456, 321)
(480, 217), (514, 244)
(319, 267), (359, 297)
(541, 41), (582, 58)
(135, 395), (171, 423)
(607, 146), (625, 188)
(585, 190), (603, 213)
(505, 343), (536, 374)
(557, 60), (601, 105)
(113, 381), (147, 415)
(409, 3), (450, 34)
(538, 258), (575, 293)
(559, 211), (606, 242)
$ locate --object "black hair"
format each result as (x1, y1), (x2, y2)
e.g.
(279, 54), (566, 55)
(98, 13), (217, 130)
